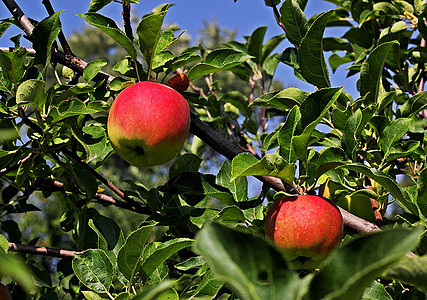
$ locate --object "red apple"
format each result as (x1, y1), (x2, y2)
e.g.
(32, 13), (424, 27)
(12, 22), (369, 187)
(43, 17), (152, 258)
(264, 195), (343, 269)
(107, 81), (190, 168)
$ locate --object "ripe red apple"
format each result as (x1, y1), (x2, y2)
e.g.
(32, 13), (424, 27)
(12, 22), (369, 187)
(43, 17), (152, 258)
(264, 195), (343, 269)
(107, 81), (190, 168)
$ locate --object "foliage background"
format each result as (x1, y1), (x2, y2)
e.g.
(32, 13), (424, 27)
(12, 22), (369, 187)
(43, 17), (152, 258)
(0, 0), (426, 299)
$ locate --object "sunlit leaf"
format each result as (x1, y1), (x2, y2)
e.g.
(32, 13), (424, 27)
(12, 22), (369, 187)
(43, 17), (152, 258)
(72, 249), (113, 293)
(188, 49), (253, 80)
(78, 13), (137, 60)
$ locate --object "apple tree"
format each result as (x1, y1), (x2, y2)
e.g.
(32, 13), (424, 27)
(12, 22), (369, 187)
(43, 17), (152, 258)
(0, 0), (426, 299)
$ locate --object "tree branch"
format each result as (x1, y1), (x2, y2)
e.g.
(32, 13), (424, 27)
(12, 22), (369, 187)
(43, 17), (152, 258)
(2, 0), (34, 37)
(122, 1), (133, 42)
(37, 178), (152, 215)
(9, 242), (77, 258)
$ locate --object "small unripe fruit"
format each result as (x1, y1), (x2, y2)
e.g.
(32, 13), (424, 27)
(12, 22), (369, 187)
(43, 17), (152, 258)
(265, 195), (343, 269)
(107, 81), (190, 168)
(167, 73), (190, 92)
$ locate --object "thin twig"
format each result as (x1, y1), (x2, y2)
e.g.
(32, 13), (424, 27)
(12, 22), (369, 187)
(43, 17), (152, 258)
(61, 148), (148, 213)
(268, 0), (287, 33)
(38, 178), (152, 215)
(9, 242), (77, 258)
(0, 152), (33, 178)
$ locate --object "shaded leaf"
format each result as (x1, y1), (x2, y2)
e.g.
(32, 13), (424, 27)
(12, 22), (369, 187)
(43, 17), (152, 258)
(298, 10), (333, 88)
(339, 163), (417, 215)
(384, 255), (427, 293)
(310, 228), (422, 300)
(33, 11), (62, 68)
(194, 222), (308, 300)
(360, 41), (398, 103)
(140, 238), (193, 280)
(16, 79), (47, 108)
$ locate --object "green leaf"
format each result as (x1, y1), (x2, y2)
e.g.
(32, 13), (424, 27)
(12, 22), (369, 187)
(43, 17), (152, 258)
(247, 26), (267, 64)
(360, 41), (398, 103)
(220, 91), (251, 117)
(0, 234), (8, 253)
(309, 228), (422, 300)
(378, 118), (411, 160)
(14, 154), (33, 189)
(168, 51), (201, 72)
(298, 10), (333, 88)
(341, 106), (374, 160)
(77, 13), (137, 61)
(16, 79), (47, 108)
(140, 238), (193, 280)
(83, 59), (107, 83)
(0, 252), (34, 292)
(117, 222), (157, 282)
(33, 11), (62, 68)
(88, 0), (113, 12)
(71, 125), (109, 162)
(293, 87), (342, 161)
(279, 0), (308, 46)
(216, 160), (248, 203)
(69, 161), (98, 199)
(191, 269), (224, 298)
(136, 6), (169, 69)
(47, 99), (99, 123)
(0, 47), (27, 85)
(231, 152), (295, 183)
(278, 105), (302, 163)
(250, 87), (308, 109)
(397, 91), (427, 117)
(169, 153), (202, 179)
(88, 214), (125, 265)
(316, 147), (346, 177)
(194, 222), (308, 300)
(362, 280), (392, 300)
(261, 34), (286, 66)
(417, 169), (427, 219)
(384, 255), (427, 292)
(338, 163), (418, 216)
(188, 48), (253, 80)
(72, 249), (113, 293)
(133, 280), (177, 300)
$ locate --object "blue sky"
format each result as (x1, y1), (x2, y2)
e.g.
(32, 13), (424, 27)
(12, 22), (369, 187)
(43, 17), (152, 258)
(0, 0), (358, 96)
